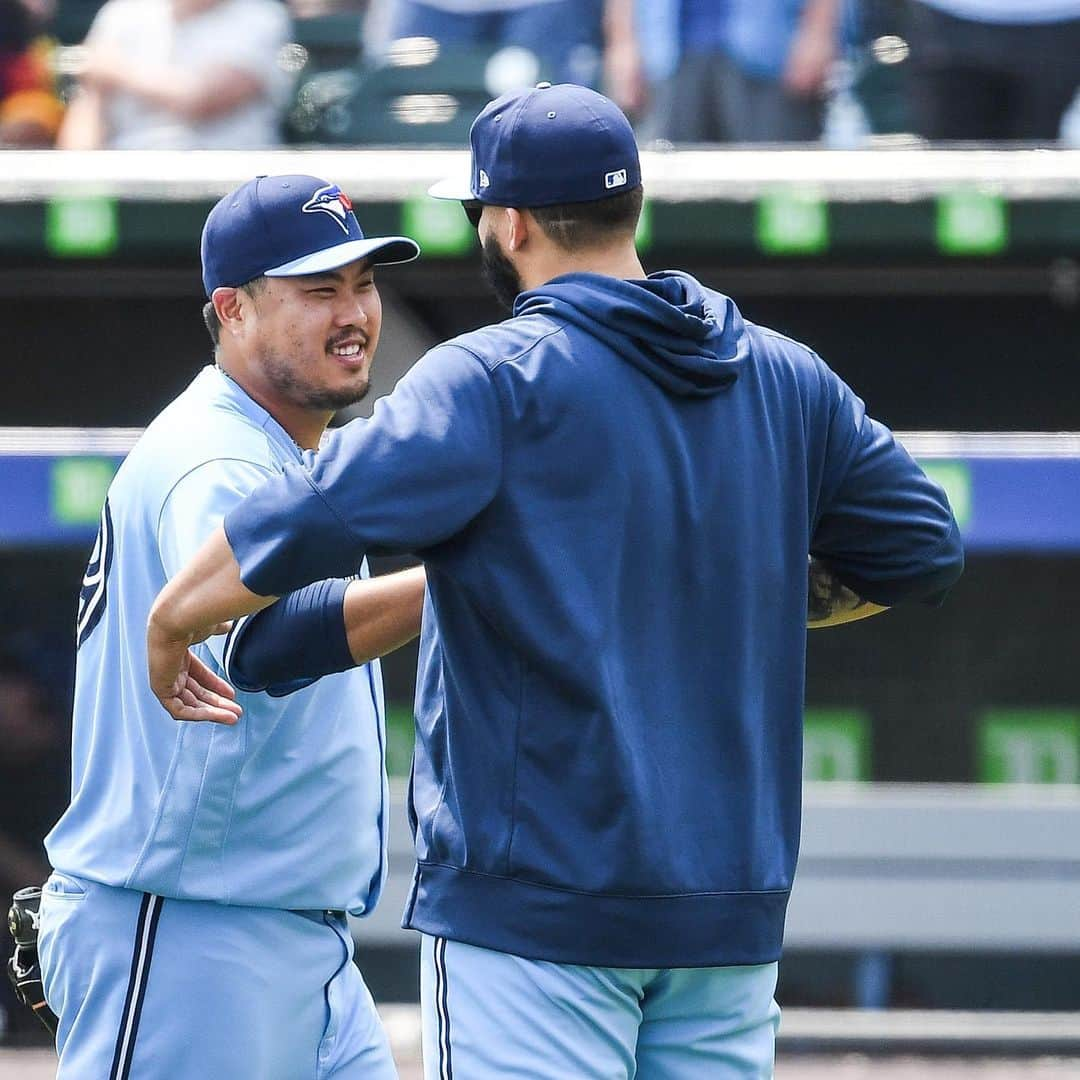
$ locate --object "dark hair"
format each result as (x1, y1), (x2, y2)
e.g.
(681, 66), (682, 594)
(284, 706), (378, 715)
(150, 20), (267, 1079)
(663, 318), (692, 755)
(528, 186), (643, 252)
(202, 277), (266, 348)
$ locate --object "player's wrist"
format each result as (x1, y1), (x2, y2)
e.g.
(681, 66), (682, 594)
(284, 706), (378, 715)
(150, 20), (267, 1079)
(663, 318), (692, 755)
(147, 586), (196, 644)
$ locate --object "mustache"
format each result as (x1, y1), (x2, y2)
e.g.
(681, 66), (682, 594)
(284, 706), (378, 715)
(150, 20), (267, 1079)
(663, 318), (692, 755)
(326, 329), (368, 349)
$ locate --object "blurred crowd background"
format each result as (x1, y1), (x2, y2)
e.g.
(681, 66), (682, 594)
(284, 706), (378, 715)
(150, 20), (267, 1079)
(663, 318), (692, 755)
(2, 0), (1079, 150)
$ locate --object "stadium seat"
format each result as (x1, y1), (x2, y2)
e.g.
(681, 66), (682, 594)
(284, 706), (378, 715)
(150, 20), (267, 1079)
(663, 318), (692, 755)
(291, 12), (364, 73)
(850, 0), (914, 135)
(304, 43), (497, 145)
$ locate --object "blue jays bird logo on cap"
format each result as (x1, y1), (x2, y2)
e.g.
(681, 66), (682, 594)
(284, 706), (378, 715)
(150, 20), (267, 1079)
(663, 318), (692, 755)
(301, 183), (355, 235)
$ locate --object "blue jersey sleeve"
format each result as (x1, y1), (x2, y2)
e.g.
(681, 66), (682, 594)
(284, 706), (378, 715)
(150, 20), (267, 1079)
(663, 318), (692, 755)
(810, 360), (964, 606)
(225, 345), (502, 597)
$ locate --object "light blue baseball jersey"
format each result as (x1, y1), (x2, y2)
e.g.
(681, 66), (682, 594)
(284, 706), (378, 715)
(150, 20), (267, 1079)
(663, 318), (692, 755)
(45, 365), (388, 915)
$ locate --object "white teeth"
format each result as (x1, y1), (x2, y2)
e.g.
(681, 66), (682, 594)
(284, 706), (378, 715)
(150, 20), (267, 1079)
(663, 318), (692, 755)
(332, 344), (362, 357)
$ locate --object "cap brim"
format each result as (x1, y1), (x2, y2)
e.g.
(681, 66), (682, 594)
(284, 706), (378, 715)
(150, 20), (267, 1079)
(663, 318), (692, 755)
(428, 173), (477, 201)
(264, 236), (420, 278)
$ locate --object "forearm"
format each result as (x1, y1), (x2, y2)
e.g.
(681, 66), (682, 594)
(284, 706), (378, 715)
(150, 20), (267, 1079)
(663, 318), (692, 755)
(147, 526), (262, 722)
(807, 556), (888, 628)
(96, 64), (262, 122)
(784, 0), (841, 94)
(229, 567), (425, 692)
(122, 68), (199, 115)
(55, 88), (105, 149)
(799, 0), (841, 37)
(150, 525), (273, 641)
(345, 566), (425, 665)
(603, 0), (647, 111)
(604, 0), (636, 48)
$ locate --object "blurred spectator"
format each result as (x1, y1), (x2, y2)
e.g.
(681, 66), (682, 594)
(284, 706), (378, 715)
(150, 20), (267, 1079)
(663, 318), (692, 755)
(0, 0), (64, 147)
(904, 0), (1080, 141)
(610, 0), (842, 143)
(603, 0), (650, 118)
(385, 0), (604, 88)
(57, 0), (293, 150)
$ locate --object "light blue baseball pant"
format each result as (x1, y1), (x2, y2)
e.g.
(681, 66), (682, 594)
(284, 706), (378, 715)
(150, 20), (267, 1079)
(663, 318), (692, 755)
(37, 871), (397, 1080)
(419, 934), (780, 1079)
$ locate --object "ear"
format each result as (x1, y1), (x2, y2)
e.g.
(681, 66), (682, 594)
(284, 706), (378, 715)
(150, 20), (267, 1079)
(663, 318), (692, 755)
(505, 208), (529, 253)
(211, 287), (244, 337)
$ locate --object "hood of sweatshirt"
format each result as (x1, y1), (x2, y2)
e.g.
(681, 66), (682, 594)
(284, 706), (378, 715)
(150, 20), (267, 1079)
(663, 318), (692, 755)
(513, 270), (748, 397)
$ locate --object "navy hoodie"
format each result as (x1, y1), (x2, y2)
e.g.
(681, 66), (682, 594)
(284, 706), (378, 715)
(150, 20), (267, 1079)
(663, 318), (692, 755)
(226, 271), (963, 967)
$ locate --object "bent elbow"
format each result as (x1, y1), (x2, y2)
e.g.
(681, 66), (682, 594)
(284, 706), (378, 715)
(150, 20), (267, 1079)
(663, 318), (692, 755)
(940, 515), (965, 585)
(890, 512), (963, 607)
(915, 516), (965, 606)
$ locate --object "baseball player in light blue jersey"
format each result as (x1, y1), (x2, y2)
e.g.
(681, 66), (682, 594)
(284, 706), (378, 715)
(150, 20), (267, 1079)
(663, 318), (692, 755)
(37, 175), (425, 1079)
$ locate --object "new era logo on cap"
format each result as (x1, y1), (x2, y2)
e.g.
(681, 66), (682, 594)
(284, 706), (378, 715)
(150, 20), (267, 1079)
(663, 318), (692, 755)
(428, 84), (642, 210)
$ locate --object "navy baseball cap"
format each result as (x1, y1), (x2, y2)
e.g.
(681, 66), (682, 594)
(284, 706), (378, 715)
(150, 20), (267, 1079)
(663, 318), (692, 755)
(428, 83), (641, 209)
(201, 174), (420, 297)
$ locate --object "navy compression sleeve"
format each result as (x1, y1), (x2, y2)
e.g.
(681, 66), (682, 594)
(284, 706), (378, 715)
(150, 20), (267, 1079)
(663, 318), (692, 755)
(226, 577), (353, 697)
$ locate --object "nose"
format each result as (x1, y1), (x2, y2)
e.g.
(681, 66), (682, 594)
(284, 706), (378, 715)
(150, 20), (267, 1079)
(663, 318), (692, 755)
(334, 293), (369, 327)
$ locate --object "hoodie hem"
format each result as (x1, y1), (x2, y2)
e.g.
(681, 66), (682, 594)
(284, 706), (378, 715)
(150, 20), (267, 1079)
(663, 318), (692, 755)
(403, 861), (788, 968)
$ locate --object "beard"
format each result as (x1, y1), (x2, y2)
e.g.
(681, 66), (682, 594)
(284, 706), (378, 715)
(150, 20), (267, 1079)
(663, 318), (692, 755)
(260, 346), (370, 412)
(480, 234), (524, 313)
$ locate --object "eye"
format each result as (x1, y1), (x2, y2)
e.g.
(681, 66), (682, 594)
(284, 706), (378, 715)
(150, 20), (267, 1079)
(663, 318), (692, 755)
(308, 287), (336, 297)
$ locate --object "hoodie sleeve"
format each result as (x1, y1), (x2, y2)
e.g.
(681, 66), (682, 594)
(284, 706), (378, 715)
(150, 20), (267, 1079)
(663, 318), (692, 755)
(810, 359), (964, 606)
(224, 345), (503, 597)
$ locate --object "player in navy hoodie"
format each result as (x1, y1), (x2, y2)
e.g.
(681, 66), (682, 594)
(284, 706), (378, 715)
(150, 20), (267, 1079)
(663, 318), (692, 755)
(148, 86), (963, 1079)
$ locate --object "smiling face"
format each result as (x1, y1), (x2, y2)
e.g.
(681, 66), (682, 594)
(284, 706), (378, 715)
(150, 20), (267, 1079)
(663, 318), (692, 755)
(214, 257), (383, 437)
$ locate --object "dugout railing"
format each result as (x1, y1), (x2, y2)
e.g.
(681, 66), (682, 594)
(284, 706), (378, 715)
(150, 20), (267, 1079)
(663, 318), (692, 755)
(3, 147), (1080, 256)
(3, 148), (1080, 434)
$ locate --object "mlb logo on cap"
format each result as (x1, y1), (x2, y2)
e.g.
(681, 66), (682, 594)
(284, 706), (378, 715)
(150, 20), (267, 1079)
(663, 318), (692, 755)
(429, 84), (642, 210)
(201, 175), (420, 297)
